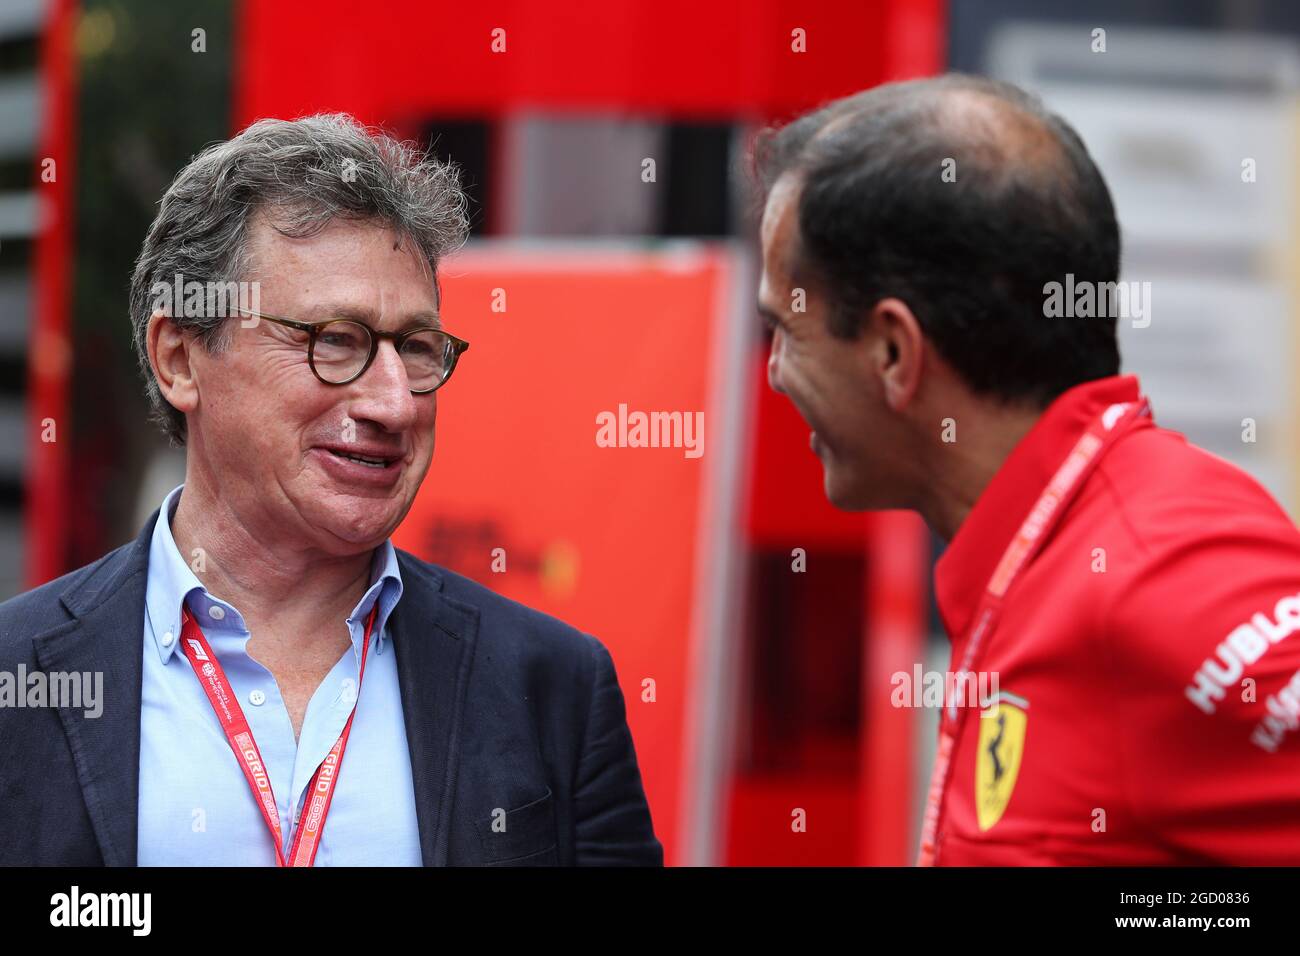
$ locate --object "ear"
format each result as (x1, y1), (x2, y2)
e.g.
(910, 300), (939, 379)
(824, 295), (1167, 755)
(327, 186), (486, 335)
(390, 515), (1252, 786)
(866, 296), (924, 412)
(147, 311), (200, 416)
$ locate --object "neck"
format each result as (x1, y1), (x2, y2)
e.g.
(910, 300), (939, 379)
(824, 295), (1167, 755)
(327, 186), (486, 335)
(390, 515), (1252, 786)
(170, 468), (376, 650)
(915, 400), (1043, 543)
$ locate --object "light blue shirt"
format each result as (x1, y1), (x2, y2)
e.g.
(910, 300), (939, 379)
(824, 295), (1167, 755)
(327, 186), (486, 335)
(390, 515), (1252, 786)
(137, 484), (422, 865)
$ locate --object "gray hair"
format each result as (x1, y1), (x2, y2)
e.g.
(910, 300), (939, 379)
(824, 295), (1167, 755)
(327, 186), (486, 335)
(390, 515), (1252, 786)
(129, 112), (471, 446)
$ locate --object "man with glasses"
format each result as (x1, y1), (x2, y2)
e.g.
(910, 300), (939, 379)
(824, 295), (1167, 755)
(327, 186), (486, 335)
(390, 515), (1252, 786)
(0, 113), (662, 867)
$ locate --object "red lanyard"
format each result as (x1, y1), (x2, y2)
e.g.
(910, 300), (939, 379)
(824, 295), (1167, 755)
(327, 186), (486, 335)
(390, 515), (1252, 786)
(916, 398), (1151, 866)
(178, 602), (378, 867)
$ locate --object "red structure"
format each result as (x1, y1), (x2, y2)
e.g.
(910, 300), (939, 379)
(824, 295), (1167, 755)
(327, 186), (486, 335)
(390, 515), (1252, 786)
(25, 0), (76, 590)
(234, 0), (943, 126)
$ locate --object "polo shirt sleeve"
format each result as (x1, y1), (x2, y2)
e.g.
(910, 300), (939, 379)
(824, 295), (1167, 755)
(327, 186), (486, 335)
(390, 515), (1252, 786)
(1103, 513), (1300, 864)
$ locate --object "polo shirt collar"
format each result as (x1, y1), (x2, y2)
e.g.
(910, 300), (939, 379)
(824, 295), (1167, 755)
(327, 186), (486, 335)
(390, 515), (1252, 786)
(933, 374), (1145, 645)
(145, 484), (404, 664)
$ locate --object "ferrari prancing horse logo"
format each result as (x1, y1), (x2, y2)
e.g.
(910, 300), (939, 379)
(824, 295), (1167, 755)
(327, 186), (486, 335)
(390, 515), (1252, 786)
(975, 693), (1029, 831)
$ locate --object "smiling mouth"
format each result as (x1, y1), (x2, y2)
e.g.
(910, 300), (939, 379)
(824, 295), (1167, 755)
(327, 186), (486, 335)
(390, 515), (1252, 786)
(324, 448), (396, 468)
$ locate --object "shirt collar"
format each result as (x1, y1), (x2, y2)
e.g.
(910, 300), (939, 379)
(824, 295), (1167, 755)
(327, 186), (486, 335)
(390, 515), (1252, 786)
(354, 536), (404, 656)
(933, 374), (1146, 645)
(145, 483), (404, 664)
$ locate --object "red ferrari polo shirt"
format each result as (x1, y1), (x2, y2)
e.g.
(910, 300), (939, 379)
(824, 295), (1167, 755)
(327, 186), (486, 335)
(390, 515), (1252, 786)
(929, 374), (1300, 865)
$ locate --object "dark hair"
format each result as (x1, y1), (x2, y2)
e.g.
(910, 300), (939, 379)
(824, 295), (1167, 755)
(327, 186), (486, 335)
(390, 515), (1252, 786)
(753, 73), (1121, 407)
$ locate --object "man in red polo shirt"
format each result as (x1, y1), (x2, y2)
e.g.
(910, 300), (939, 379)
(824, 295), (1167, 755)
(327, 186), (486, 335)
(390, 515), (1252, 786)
(753, 74), (1300, 864)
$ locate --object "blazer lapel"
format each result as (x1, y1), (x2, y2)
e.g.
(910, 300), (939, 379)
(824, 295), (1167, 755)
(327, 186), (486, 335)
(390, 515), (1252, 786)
(390, 552), (479, 866)
(32, 510), (156, 867)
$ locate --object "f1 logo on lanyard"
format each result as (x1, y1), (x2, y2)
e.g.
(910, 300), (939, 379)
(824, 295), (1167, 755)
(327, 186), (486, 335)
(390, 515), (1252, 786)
(178, 602), (378, 866)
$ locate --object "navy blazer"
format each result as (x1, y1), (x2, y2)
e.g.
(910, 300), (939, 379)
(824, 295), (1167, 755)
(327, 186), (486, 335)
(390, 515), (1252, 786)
(0, 508), (663, 866)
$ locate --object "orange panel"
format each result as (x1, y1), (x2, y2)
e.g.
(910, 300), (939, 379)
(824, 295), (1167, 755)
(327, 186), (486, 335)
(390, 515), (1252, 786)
(393, 245), (729, 863)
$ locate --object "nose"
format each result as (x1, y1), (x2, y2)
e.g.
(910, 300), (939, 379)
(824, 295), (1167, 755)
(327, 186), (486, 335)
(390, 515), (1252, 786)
(766, 331), (786, 395)
(346, 339), (422, 433)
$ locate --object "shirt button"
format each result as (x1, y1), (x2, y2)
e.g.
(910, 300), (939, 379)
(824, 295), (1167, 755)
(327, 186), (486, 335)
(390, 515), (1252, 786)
(208, 606), (226, 621)
(341, 678), (357, 704)
(161, 630), (174, 647)
(248, 689), (266, 706)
